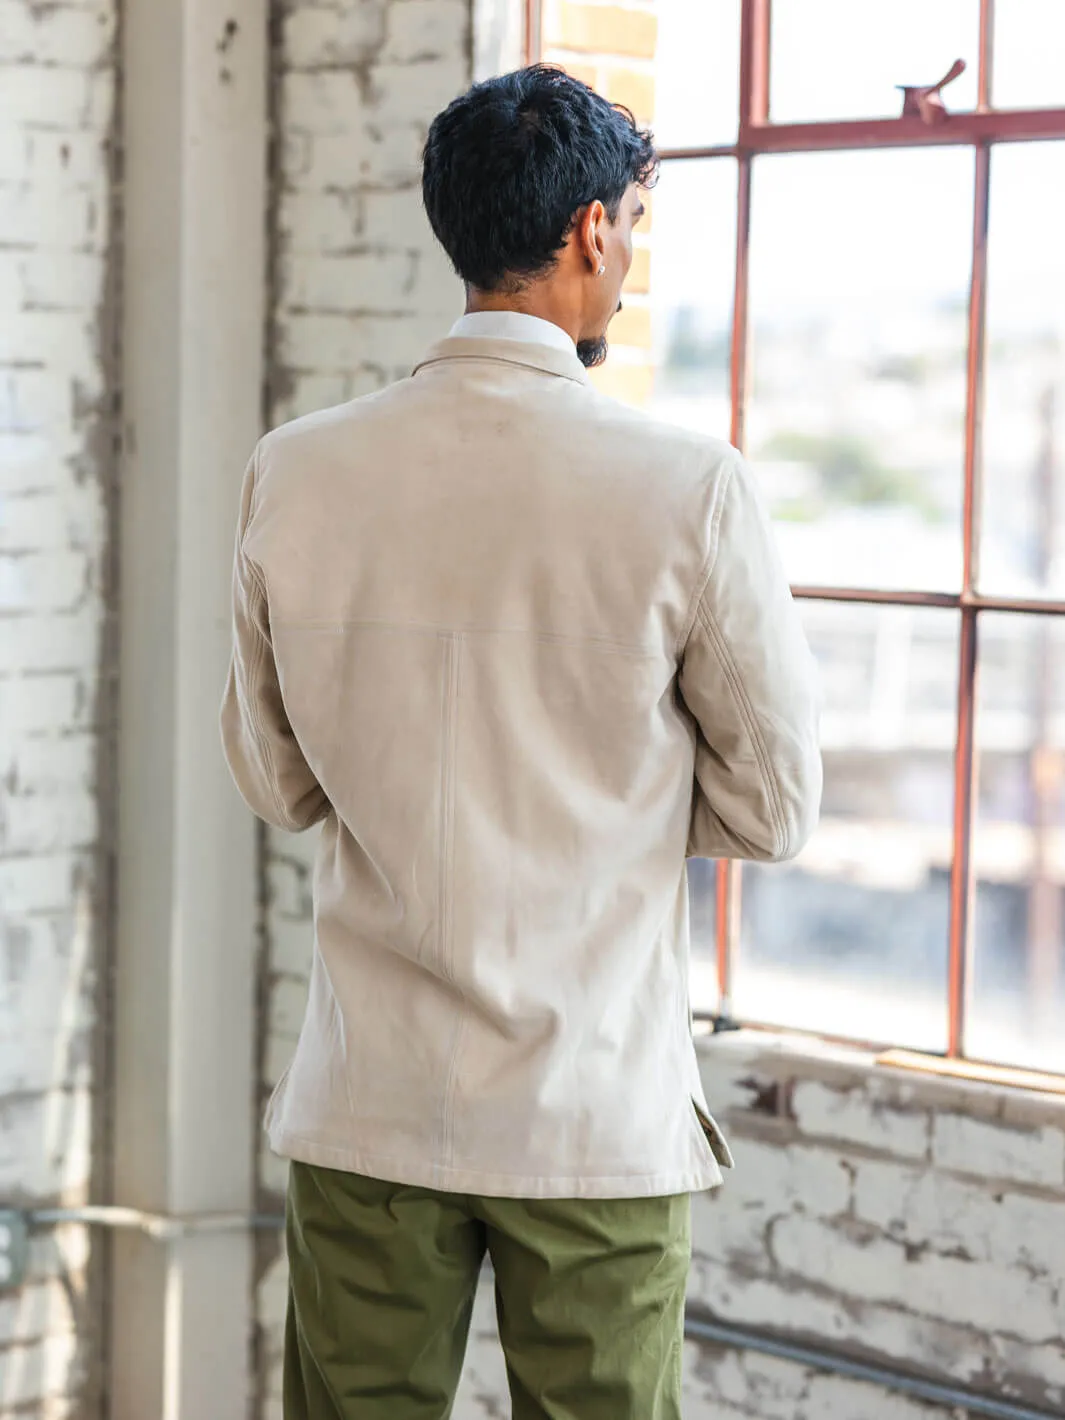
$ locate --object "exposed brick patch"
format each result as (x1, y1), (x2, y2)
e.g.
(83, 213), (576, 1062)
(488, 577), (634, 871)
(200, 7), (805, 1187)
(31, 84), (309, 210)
(554, 1), (657, 59)
(601, 60), (654, 123)
(540, 0), (656, 397)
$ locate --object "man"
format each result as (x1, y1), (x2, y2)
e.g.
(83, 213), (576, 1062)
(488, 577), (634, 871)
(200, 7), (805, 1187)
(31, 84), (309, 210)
(222, 65), (821, 1420)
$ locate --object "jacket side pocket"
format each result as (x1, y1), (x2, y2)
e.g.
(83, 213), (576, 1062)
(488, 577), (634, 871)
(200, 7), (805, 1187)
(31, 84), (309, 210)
(692, 1098), (735, 1170)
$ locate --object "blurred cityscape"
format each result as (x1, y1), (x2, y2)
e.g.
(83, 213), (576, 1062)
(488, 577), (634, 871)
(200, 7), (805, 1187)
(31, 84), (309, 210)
(649, 145), (1065, 1071)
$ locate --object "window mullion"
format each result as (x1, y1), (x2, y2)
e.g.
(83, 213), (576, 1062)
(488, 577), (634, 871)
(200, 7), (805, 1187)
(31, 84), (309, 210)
(946, 142), (992, 1058)
(979, 0), (995, 111)
(739, 0), (772, 130)
(715, 21), (760, 1022)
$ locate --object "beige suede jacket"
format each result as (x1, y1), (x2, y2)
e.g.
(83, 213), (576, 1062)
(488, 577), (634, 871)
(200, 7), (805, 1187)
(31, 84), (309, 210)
(221, 334), (822, 1198)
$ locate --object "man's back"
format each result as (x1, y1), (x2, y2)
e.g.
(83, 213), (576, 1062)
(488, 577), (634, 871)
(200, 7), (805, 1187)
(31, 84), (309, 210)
(223, 333), (821, 1196)
(226, 66), (822, 1420)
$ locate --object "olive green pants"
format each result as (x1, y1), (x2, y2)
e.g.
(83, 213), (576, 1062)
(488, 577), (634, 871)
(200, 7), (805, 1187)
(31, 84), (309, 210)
(284, 1161), (691, 1420)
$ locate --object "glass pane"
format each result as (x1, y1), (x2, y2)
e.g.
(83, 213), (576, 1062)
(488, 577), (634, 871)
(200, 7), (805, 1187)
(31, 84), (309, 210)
(648, 159), (737, 437)
(654, 0), (740, 149)
(979, 143), (1065, 600)
(688, 859), (720, 1016)
(993, 0), (1065, 110)
(771, 0), (979, 123)
(748, 149), (973, 591)
(735, 602), (959, 1050)
(969, 614), (1065, 1072)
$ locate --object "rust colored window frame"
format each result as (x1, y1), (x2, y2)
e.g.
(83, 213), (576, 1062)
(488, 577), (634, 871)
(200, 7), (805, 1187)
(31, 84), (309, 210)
(529, 0), (1065, 1066)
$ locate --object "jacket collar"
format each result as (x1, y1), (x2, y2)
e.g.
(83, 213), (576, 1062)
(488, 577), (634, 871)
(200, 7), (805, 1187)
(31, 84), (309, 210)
(412, 336), (591, 387)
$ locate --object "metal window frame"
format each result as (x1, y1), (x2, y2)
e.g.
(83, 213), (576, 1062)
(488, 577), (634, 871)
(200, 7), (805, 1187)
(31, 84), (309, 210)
(706, 0), (1065, 1065)
(531, 0), (1065, 1068)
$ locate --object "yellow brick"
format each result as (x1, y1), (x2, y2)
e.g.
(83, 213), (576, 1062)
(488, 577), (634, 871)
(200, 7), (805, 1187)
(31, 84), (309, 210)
(591, 358), (654, 406)
(603, 64), (655, 123)
(635, 188), (652, 234)
(553, 3), (658, 59)
(624, 245), (651, 294)
(560, 60), (599, 88)
(609, 302), (652, 348)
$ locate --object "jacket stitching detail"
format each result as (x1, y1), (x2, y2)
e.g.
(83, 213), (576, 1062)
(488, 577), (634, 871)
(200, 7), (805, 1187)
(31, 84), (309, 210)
(243, 561), (301, 833)
(449, 635), (461, 980)
(439, 634), (464, 1167)
(695, 599), (788, 857)
(441, 1012), (468, 1172)
(675, 459), (735, 658)
(236, 445), (302, 833)
(272, 619), (659, 657)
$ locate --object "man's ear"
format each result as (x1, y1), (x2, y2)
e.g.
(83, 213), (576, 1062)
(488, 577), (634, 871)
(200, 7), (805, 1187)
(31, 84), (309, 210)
(578, 200), (607, 274)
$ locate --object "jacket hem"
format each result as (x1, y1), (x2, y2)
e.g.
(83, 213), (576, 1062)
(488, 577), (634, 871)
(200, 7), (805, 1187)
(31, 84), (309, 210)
(269, 1129), (724, 1199)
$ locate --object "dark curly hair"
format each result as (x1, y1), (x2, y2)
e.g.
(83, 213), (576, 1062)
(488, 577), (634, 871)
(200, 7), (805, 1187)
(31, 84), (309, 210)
(422, 65), (658, 293)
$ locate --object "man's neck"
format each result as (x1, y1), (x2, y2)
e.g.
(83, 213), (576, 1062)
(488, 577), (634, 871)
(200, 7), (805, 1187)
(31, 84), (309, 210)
(464, 289), (580, 347)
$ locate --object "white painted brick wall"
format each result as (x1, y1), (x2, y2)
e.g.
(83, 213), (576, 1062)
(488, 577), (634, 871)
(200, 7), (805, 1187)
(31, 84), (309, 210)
(0, 1), (117, 1415)
(256, 3), (470, 1413)
(684, 1033), (1065, 1417)
(267, 0), (468, 427)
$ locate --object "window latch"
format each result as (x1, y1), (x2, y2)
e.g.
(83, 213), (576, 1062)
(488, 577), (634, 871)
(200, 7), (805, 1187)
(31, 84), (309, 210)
(897, 57), (967, 124)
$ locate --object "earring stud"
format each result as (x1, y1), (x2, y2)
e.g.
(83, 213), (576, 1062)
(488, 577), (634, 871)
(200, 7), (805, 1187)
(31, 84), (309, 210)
(597, 264), (606, 276)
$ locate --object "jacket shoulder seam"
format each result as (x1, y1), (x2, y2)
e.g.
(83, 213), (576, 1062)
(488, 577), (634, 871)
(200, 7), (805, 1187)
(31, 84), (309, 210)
(675, 457), (736, 658)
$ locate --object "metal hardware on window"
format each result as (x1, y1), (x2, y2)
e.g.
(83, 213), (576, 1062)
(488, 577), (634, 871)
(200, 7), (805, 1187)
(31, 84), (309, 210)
(897, 58), (967, 124)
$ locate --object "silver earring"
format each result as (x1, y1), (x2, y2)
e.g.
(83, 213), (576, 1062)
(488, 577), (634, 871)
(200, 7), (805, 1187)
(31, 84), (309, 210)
(597, 264), (606, 276)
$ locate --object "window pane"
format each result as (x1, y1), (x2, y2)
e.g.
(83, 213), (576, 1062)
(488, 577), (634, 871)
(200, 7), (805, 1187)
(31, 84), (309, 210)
(654, 0), (740, 149)
(979, 143), (1065, 600)
(734, 602), (958, 1051)
(771, 0), (979, 123)
(992, 0), (1065, 110)
(688, 859), (720, 1016)
(748, 149), (972, 591)
(969, 614), (1065, 1072)
(648, 159), (737, 437)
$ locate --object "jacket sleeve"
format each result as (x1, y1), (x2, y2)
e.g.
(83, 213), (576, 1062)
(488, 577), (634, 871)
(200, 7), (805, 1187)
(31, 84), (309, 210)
(219, 448), (330, 833)
(679, 454), (822, 862)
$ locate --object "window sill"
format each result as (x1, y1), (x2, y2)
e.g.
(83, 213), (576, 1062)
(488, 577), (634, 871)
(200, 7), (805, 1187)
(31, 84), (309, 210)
(693, 1023), (1065, 1133)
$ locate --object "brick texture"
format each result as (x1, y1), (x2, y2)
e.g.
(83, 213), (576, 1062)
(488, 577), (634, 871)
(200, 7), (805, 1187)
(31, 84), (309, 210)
(255, 3), (471, 1414)
(0, 1), (118, 1414)
(601, 61), (654, 122)
(555, 1), (657, 58)
(687, 1033), (1065, 1417)
(268, 0), (469, 424)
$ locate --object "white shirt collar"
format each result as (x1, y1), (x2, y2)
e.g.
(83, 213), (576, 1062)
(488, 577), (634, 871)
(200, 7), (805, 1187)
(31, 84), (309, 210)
(449, 310), (576, 355)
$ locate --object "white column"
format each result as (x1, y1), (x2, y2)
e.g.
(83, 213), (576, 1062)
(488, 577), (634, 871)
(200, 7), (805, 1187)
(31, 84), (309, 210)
(111, 3), (266, 1416)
